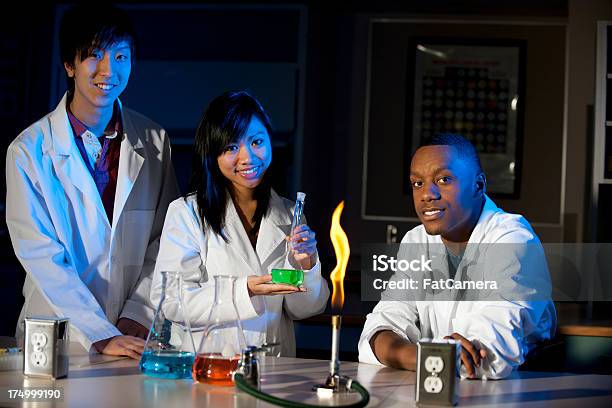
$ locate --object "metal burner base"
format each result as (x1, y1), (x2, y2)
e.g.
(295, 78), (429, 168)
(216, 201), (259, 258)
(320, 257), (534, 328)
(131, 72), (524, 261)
(312, 374), (353, 397)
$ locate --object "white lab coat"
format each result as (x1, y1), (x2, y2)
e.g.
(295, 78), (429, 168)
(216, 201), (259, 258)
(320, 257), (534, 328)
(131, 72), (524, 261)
(358, 196), (556, 379)
(150, 191), (330, 357)
(6, 93), (179, 351)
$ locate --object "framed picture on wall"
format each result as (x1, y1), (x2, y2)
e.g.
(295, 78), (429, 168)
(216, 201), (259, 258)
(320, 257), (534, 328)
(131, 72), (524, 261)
(405, 38), (526, 198)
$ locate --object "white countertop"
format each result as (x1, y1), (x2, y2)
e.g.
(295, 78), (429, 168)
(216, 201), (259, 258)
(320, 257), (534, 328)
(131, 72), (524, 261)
(1, 348), (612, 407)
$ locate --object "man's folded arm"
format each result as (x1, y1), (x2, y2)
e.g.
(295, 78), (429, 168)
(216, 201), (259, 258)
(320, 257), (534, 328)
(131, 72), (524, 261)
(358, 300), (421, 367)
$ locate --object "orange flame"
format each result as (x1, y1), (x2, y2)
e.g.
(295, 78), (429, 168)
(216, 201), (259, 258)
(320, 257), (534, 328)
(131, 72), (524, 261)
(330, 201), (350, 312)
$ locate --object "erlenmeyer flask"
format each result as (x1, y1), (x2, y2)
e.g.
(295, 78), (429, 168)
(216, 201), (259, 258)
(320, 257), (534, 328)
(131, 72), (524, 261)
(193, 275), (247, 386)
(140, 271), (196, 379)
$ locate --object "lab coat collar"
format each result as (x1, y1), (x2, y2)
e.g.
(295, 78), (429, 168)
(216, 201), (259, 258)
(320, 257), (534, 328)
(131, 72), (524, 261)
(466, 195), (499, 244)
(223, 190), (292, 275)
(48, 94), (136, 154)
(424, 195), (497, 245)
(47, 93), (77, 156)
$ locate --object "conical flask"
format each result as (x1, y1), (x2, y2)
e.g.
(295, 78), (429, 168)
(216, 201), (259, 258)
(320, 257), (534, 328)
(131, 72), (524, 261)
(140, 271), (196, 379)
(193, 275), (247, 386)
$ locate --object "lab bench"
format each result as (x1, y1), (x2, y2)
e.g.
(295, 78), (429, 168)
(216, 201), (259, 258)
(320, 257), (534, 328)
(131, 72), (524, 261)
(1, 347), (612, 407)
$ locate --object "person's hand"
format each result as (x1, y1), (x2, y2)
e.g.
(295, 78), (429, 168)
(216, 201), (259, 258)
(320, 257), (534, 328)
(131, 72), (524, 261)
(288, 224), (317, 270)
(116, 317), (149, 339)
(370, 330), (417, 370)
(444, 333), (487, 379)
(247, 274), (305, 297)
(93, 335), (145, 360)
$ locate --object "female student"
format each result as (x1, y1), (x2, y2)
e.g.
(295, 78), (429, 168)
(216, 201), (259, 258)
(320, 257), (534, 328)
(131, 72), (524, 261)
(151, 91), (329, 356)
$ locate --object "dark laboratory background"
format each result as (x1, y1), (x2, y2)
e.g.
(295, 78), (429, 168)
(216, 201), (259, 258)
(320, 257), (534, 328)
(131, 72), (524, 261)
(1, 0), (612, 374)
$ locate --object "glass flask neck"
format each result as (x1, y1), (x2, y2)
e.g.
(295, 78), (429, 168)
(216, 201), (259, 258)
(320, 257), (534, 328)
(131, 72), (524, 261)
(161, 271), (183, 296)
(213, 275), (237, 306)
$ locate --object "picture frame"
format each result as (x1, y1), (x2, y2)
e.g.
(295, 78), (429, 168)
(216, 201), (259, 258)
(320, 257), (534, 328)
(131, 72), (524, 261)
(404, 38), (526, 198)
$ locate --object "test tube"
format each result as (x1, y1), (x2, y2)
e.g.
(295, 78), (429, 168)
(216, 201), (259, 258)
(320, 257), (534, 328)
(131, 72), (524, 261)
(290, 192), (306, 236)
(274, 192), (308, 284)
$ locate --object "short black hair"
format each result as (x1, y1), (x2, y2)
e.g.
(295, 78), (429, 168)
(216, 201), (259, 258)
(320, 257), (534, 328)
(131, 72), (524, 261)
(59, 4), (135, 92)
(421, 132), (483, 173)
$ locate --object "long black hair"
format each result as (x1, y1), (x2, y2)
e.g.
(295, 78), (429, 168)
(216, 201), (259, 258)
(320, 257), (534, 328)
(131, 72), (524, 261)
(188, 91), (273, 240)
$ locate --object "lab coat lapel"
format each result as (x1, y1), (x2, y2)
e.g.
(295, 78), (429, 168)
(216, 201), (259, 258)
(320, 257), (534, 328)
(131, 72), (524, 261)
(112, 102), (144, 230)
(256, 191), (292, 266)
(423, 235), (454, 326)
(448, 195), (495, 301)
(224, 196), (263, 275)
(48, 94), (109, 226)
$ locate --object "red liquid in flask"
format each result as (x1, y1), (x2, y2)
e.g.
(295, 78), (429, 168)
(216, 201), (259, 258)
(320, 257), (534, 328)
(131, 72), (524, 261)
(193, 353), (240, 386)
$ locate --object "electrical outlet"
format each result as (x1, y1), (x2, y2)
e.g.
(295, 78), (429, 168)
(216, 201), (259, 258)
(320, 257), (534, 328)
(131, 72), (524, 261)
(424, 376), (443, 393)
(31, 332), (48, 352)
(24, 317), (69, 379)
(416, 341), (459, 405)
(30, 331), (48, 367)
(30, 351), (47, 367)
(424, 356), (444, 373)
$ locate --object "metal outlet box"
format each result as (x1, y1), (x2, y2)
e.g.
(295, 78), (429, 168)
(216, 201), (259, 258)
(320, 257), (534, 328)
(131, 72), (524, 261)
(24, 317), (69, 379)
(416, 339), (460, 406)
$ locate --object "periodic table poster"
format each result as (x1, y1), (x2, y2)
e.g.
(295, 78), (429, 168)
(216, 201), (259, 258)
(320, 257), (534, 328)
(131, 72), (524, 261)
(408, 41), (525, 197)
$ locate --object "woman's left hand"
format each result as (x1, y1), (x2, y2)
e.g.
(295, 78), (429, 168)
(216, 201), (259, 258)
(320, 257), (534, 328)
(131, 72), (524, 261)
(288, 224), (317, 270)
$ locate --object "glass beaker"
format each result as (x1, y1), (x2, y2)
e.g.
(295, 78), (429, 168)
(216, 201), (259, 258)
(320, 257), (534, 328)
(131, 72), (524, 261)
(193, 275), (247, 386)
(140, 271), (196, 379)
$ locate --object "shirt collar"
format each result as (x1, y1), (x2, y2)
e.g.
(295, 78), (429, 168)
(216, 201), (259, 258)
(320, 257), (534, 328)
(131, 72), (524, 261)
(67, 101), (123, 140)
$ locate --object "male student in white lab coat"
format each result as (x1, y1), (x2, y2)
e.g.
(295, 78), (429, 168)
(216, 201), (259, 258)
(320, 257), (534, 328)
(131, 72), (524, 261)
(6, 5), (179, 358)
(358, 133), (556, 379)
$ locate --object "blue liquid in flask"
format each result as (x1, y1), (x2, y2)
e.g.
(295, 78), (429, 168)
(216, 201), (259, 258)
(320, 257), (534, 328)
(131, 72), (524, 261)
(139, 350), (195, 379)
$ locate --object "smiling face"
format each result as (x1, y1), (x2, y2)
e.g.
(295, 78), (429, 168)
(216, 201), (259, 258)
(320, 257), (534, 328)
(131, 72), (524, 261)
(64, 40), (131, 115)
(410, 145), (485, 243)
(217, 115), (272, 195)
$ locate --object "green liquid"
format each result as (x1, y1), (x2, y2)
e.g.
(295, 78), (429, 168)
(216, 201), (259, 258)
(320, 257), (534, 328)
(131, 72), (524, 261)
(271, 268), (304, 286)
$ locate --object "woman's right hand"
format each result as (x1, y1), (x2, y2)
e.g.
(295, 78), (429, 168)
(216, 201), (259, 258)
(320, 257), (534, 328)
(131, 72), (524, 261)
(247, 274), (304, 297)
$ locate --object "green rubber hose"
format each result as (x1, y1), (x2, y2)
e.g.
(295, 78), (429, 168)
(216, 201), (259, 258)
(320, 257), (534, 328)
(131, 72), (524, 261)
(234, 373), (370, 408)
